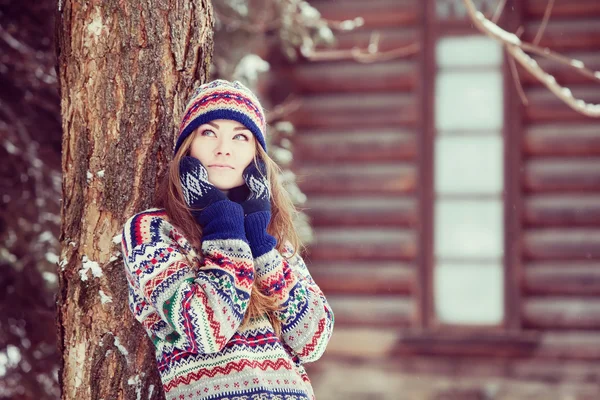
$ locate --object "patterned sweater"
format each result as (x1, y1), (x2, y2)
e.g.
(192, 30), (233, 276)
(120, 207), (334, 400)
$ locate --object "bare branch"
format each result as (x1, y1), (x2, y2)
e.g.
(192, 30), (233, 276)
(520, 42), (600, 82)
(215, 10), (280, 33)
(491, 0), (507, 24)
(508, 55), (529, 106)
(463, 0), (600, 118)
(303, 31), (419, 63)
(266, 94), (302, 123)
(533, 0), (555, 46)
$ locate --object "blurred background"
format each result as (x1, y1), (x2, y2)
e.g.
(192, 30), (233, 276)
(2, 0), (600, 399)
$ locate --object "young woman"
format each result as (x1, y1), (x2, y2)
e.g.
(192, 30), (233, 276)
(120, 79), (334, 400)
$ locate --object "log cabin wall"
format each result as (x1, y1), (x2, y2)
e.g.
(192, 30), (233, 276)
(266, 0), (600, 395)
(520, 0), (600, 330)
(273, 0), (421, 359)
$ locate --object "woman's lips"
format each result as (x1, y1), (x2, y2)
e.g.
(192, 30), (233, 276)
(208, 165), (234, 169)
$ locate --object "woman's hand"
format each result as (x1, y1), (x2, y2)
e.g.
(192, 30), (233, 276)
(241, 159), (271, 215)
(179, 156), (248, 239)
(179, 156), (227, 211)
(239, 159), (276, 258)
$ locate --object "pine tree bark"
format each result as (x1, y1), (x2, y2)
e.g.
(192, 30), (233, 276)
(55, 1), (214, 398)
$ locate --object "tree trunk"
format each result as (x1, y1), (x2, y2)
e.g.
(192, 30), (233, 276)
(55, 1), (214, 398)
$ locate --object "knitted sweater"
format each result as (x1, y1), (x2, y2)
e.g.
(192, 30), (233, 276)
(120, 207), (334, 400)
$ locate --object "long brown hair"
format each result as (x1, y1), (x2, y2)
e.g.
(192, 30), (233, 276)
(155, 129), (303, 337)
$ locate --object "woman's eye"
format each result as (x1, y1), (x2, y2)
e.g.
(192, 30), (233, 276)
(233, 133), (249, 141)
(201, 129), (216, 137)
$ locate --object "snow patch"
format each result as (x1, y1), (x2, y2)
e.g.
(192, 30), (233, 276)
(99, 290), (113, 304)
(42, 271), (58, 284)
(128, 373), (144, 400)
(112, 234), (122, 245)
(97, 170), (105, 178)
(39, 231), (55, 243)
(339, 17), (364, 31)
(232, 54), (270, 86)
(87, 12), (104, 37)
(148, 384), (155, 399)
(113, 336), (129, 358)
(79, 256), (103, 281)
(45, 252), (59, 264)
(571, 59), (584, 69)
(544, 74), (556, 85)
(86, 171), (93, 183)
(561, 87), (573, 98)
(3, 140), (19, 155)
(477, 12), (521, 45)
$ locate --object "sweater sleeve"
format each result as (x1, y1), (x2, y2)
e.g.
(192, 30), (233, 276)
(254, 244), (334, 364)
(121, 202), (254, 354)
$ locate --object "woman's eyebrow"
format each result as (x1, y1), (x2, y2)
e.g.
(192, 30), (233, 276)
(206, 121), (249, 131)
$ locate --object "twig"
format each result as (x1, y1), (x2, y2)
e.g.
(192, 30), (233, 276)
(520, 42), (600, 82)
(266, 94), (302, 123)
(533, 0), (555, 46)
(215, 10), (280, 33)
(304, 31), (419, 63)
(508, 55), (529, 105)
(491, 0), (507, 24)
(463, 0), (600, 118)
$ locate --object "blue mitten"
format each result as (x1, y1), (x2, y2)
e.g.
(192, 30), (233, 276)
(241, 159), (276, 257)
(179, 156), (245, 241)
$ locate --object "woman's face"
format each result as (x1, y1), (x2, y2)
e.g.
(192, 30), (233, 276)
(189, 119), (257, 190)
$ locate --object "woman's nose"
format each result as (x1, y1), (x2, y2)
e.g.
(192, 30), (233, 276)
(214, 139), (231, 156)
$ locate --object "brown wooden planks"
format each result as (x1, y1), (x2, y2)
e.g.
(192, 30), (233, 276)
(524, 229), (600, 260)
(311, 0), (418, 29)
(290, 93), (417, 128)
(308, 228), (416, 261)
(524, 159), (600, 192)
(279, 61), (417, 93)
(295, 129), (416, 162)
(525, 0), (600, 19)
(303, 196), (417, 227)
(325, 295), (414, 327)
(524, 262), (600, 296)
(524, 195), (600, 227)
(523, 19), (600, 52)
(523, 298), (600, 329)
(308, 261), (414, 295)
(297, 163), (415, 195)
(524, 124), (600, 156)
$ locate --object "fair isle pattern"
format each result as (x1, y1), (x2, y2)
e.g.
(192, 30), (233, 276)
(121, 208), (332, 399)
(244, 174), (270, 201)
(180, 158), (213, 206)
(254, 248), (335, 364)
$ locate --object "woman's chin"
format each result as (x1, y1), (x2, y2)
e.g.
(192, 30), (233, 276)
(210, 179), (243, 191)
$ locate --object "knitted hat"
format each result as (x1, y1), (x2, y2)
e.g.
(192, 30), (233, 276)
(174, 79), (267, 155)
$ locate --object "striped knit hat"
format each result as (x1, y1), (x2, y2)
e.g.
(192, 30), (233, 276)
(174, 79), (267, 155)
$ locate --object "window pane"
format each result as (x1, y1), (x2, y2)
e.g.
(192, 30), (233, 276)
(435, 135), (503, 195)
(435, 70), (504, 131)
(435, 262), (504, 324)
(437, 35), (502, 67)
(435, 199), (504, 259)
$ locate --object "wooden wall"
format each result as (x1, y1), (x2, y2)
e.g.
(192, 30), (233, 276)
(268, 0), (600, 383)
(519, 0), (600, 356)
(278, 0), (420, 349)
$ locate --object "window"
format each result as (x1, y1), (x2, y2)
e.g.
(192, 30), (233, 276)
(432, 35), (505, 325)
